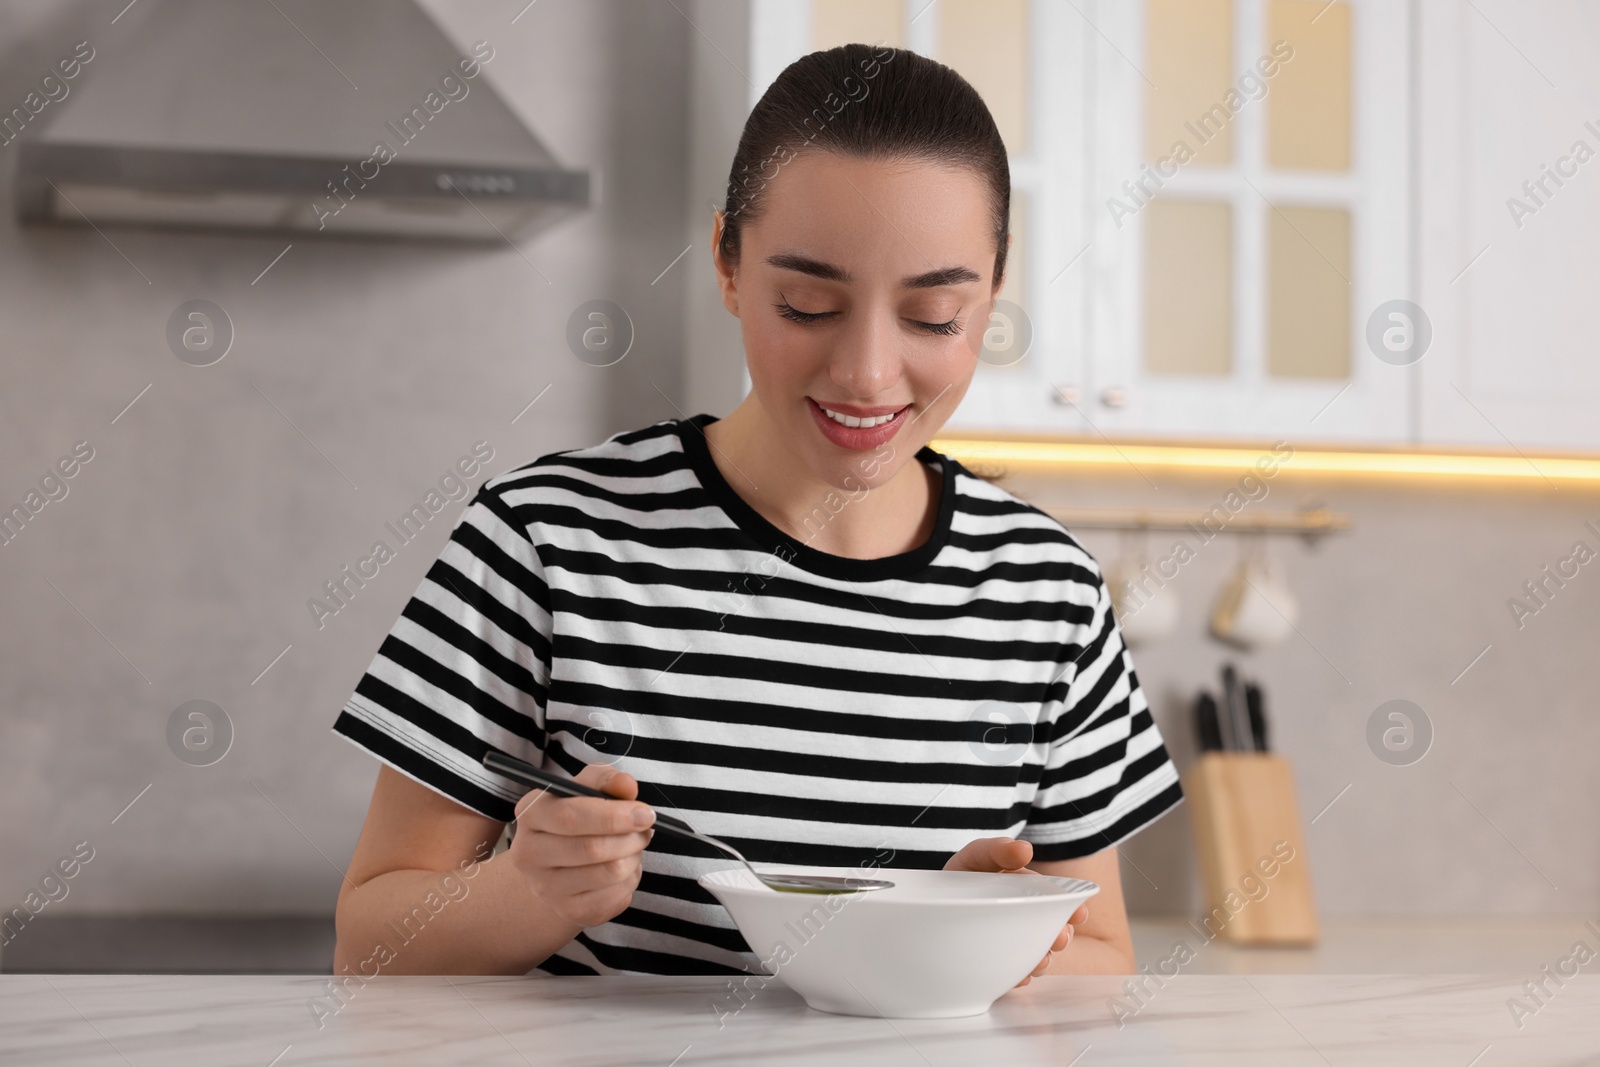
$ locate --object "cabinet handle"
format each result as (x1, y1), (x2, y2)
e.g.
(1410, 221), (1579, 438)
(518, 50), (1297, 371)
(1050, 384), (1081, 406)
(1099, 386), (1130, 409)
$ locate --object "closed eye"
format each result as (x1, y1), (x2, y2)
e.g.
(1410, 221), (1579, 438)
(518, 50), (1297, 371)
(773, 300), (835, 326)
(917, 314), (963, 337)
(774, 300), (963, 336)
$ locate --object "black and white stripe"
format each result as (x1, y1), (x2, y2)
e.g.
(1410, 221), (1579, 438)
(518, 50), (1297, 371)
(334, 414), (1182, 975)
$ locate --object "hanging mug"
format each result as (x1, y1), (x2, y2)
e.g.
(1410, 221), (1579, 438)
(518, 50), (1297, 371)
(1107, 528), (1180, 646)
(1210, 537), (1297, 650)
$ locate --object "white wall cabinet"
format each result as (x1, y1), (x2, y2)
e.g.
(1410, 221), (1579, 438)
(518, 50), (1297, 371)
(710, 1), (1596, 451)
(1416, 0), (1600, 452)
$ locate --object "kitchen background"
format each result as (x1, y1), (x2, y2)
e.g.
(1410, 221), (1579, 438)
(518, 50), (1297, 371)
(1, 0), (1596, 973)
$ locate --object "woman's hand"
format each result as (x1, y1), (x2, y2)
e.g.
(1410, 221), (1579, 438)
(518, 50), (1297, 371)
(506, 764), (656, 930)
(943, 836), (1090, 987)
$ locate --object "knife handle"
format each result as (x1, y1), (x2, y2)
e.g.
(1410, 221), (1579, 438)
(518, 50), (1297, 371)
(1245, 684), (1269, 752)
(1221, 663), (1247, 751)
(1195, 692), (1224, 752)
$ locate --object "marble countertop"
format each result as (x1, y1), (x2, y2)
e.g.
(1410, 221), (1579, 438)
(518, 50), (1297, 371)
(6, 916), (1593, 977)
(2, 973), (1595, 1066)
(1129, 917), (1600, 975)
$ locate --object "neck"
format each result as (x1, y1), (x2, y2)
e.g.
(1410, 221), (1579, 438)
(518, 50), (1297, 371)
(701, 396), (939, 560)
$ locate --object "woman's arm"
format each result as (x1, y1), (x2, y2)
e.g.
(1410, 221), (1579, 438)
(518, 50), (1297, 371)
(1028, 846), (1136, 974)
(333, 766), (585, 975)
(335, 761), (658, 975)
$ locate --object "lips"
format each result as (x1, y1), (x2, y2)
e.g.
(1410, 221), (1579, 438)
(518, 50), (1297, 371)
(806, 397), (910, 451)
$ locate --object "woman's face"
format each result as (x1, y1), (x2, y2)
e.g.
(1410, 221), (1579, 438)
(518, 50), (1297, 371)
(713, 151), (1002, 490)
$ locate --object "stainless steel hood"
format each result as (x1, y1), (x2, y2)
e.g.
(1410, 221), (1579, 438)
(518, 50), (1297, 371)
(13, 0), (590, 242)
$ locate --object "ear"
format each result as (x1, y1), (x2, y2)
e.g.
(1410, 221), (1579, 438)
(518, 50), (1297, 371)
(710, 208), (741, 317)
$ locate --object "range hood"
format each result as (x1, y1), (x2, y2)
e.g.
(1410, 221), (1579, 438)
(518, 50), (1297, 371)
(14, 0), (589, 242)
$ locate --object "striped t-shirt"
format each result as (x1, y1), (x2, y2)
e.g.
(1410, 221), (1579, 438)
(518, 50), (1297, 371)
(333, 414), (1182, 976)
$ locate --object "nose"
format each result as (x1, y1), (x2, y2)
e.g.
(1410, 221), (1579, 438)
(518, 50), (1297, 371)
(828, 303), (901, 399)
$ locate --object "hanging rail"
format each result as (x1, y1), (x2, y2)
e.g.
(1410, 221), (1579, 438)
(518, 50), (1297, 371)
(1044, 505), (1351, 543)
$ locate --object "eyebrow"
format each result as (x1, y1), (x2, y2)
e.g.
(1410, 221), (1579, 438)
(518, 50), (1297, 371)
(764, 252), (981, 290)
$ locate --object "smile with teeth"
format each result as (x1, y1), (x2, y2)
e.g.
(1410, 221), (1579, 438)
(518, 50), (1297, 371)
(818, 404), (904, 429)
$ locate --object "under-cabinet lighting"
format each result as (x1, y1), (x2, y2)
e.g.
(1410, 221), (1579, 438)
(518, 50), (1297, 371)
(928, 434), (1600, 484)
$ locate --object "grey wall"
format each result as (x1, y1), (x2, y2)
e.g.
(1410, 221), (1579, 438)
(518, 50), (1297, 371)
(682, 0), (753, 419)
(0, 0), (690, 915)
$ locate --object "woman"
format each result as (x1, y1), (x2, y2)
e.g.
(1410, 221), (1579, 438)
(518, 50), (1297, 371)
(331, 43), (1181, 984)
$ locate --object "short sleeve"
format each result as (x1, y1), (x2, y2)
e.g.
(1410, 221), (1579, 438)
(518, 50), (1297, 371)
(332, 485), (550, 823)
(1019, 578), (1184, 862)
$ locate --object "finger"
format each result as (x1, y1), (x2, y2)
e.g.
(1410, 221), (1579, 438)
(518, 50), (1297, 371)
(520, 792), (655, 837)
(947, 837), (1013, 871)
(535, 852), (646, 898)
(511, 765), (638, 819)
(995, 838), (1033, 871)
(943, 839), (984, 872)
(511, 764), (650, 830)
(513, 788), (545, 822)
(1050, 925), (1072, 951)
(573, 763), (640, 801)
(947, 837), (1033, 872)
(557, 873), (644, 927)
(1014, 956), (1051, 989)
(1070, 903), (1090, 925)
(527, 828), (654, 870)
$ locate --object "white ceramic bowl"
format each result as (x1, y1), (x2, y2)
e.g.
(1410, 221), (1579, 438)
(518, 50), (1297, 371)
(699, 864), (1099, 1018)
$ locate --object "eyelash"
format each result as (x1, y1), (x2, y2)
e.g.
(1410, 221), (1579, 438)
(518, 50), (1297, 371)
(773, 300), (963, 337)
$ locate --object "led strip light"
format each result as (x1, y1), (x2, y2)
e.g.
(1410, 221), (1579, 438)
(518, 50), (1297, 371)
(928, 435), (1600, 483)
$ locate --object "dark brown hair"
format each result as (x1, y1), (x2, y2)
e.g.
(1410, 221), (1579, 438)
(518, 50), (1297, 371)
(718, 43), (1011, 288)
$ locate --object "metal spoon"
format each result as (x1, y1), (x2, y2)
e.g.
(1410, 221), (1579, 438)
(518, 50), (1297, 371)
(482, 750), (893, 894)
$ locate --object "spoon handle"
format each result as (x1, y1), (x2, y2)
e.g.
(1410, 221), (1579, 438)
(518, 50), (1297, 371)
(482, 749), (700, 837)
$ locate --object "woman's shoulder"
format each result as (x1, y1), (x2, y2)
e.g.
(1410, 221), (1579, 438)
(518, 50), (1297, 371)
(939, 456), (1106, 578)
(483, 418), (689, 489)
(469, 417), (700, 527)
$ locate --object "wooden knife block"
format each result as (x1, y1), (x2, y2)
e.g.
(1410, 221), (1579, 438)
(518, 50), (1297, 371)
(1185, 752), (1318, 945)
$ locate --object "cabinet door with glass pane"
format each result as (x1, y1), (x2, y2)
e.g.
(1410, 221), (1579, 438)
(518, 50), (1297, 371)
(1086, 0), (1415, 442)
(745, 0), (1414, 443)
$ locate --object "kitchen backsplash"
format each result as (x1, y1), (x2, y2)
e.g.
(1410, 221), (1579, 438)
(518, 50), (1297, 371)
(1001, 464), (1599, 919)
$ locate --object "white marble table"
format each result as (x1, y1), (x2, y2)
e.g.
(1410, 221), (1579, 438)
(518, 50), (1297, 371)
(2, 973), (1595, 1065)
